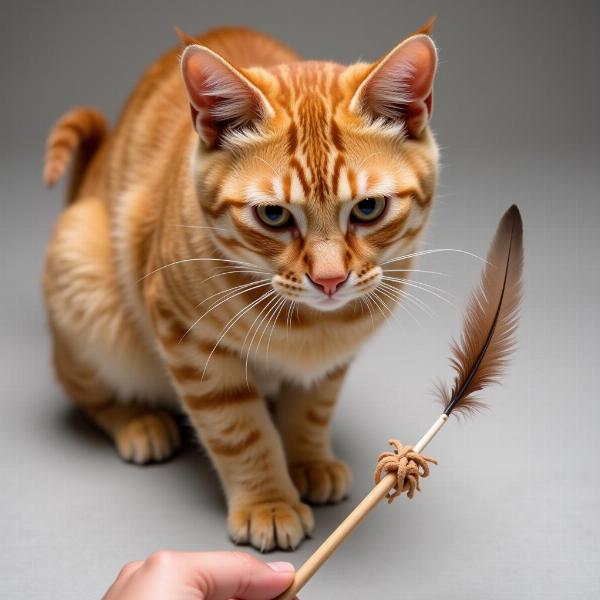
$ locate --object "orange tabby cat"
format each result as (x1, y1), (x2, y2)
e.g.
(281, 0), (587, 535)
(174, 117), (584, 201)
(43, 24), (439, 551)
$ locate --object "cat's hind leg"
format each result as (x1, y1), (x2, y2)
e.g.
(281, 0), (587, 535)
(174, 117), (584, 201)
(44, 196), (180, 464)
(52, 328), (180, 463)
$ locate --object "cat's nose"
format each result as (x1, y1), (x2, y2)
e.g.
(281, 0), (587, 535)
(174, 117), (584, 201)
(309, 273), (348, 296)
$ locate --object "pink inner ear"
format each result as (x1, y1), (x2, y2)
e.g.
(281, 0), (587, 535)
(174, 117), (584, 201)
(360, 35), (437, 137)
(181, 45), (268, 147)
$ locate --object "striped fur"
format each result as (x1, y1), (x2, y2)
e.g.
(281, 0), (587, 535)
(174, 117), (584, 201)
(44, 107), (107, 203)
(42, 25), (439, 551)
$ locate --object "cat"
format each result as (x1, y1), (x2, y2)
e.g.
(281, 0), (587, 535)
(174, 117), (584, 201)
(42, 23), (439, 551)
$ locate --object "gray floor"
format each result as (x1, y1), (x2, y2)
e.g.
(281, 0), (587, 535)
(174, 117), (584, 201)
(2, 1), (600, 599)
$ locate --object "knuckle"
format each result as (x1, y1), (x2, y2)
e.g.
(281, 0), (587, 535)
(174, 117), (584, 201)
(118, 560), (142, 579)
(230, 552), (260, 596)
(196, 553), (257, 598)
(145, 549), (176, 570)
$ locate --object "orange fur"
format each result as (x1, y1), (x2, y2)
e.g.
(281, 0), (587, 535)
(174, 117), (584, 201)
(43, 25), (439, 550)
(44, 107), (107, 202)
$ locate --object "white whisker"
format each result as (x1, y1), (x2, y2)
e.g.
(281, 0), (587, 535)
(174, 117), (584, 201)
(243, 294), (281, 384)
(381, 248), (487, 266)
(139, 257), (262, 283)
(357, 297), (368, 318)
(181, 281), (272, 342)
(173, 224), (230, 233)
(373, 287), (421, 329)
(266, 298), (287, 365)
(382, 276), (456, 308)
(357, 151), (382, 171)
(254, 297), (285, 365)
(379, 281), (436, 318)
(366, 290), (396, 326)
(201, 290), (276, 380)
(362, 294), (376, 326)
(382, 268), (447, 276)
(285, 300), (295, 341)
(198, 269), (270, 288)
(254, 156), (280, 177)
(197, 278), (271, 309)
(382, 275), (454, 299)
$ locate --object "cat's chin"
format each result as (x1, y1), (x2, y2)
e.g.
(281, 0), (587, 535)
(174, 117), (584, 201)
(304, 295), (354, 313)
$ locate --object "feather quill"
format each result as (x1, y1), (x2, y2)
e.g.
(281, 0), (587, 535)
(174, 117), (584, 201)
(438, 205), (524, 416)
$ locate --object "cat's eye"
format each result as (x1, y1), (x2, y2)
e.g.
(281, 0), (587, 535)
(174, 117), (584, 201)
(255, 204), (294, 229)
(350, 197), (387, 223)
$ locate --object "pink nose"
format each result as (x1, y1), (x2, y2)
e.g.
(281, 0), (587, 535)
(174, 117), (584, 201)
(310, 273), (348, 296)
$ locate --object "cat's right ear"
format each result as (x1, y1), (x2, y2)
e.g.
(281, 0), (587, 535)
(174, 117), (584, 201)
(349, 34), (437, 138)
(181, 45), (275, 149)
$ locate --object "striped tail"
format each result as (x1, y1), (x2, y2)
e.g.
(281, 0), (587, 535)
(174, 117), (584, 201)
(43, 107), (107, 203)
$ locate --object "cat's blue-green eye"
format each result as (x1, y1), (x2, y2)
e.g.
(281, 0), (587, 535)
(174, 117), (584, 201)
(256, 204), (294, 229)
(351, 197), (387, 223)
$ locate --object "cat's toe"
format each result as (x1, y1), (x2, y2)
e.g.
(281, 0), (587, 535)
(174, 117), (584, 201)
(228, 500), (314, 552)
(290, 459), (352, 504)
(115, 412), (181, 465)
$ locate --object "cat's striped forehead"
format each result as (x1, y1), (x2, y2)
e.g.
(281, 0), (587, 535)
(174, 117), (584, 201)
(235, 60), (404, 211)
(267, 61), (350, 203)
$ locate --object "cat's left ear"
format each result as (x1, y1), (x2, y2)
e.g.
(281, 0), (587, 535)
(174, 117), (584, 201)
(181, 45), (275, 148)
(350, 34), (437, 138)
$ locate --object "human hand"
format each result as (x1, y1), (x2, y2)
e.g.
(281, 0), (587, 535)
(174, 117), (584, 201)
(102, 550), (298, 600)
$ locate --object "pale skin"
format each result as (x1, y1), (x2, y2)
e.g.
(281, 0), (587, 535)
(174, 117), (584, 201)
(102, 551), (298, 600)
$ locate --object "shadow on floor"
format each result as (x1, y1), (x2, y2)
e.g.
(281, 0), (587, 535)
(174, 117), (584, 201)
(54, 402), (225, 511)
(52, 396), (366, 545)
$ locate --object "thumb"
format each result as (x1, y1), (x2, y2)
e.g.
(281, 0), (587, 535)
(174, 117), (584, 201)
(184, 552), (295, 600)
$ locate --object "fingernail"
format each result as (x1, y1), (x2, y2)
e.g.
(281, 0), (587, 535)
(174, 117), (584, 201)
(267, 561), (295, 573)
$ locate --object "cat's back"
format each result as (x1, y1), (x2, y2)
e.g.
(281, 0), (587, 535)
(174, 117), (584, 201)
(100, 27), (300, 197)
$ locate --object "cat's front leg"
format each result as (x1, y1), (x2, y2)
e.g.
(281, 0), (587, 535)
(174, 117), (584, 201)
(155, 320), (313, 551)
(275, 365), (352, 505)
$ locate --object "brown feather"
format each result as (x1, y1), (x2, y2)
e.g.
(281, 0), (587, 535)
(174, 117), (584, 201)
(437, 205), (524, 416)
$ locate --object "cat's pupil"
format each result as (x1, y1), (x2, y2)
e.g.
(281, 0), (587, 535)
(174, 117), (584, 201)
(265, 205), (283, 221)
(359, 198), (376, 214)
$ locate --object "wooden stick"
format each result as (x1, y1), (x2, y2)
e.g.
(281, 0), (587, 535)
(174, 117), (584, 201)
(275, 414), (449, 600)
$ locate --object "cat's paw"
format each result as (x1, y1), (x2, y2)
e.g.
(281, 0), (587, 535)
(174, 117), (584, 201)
(228, 500), (314, 552)
(115, 412), (181, 464)
(290, 459), (352, 504)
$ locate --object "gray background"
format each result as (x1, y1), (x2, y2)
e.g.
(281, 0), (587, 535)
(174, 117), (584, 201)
(2, 1), (599, 598)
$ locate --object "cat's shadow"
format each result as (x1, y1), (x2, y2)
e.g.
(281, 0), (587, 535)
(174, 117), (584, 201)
(55, 399), (360, 550)
(56, 402), (225, 512)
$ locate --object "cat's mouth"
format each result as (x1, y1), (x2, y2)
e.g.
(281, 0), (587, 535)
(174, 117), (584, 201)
(272, 270), (382, 313)
(309, 293), (352, 312)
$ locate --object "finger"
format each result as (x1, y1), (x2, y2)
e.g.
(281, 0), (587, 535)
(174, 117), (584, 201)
(118, 560), (144, 580)
(101, 561), (143, 599)
(176, 552), (295, 600)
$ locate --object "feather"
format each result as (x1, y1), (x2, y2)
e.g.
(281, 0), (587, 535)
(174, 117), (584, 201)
(437, 205), (524, 416)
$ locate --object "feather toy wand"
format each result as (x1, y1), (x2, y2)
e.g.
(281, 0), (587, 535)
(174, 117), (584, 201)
(276, 205), (524, 600)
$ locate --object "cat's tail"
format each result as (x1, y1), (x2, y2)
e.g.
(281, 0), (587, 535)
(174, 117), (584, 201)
(43, 107), (107, 203)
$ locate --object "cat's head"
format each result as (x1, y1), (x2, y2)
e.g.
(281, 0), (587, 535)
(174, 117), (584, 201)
(181, 31), (439, 313)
